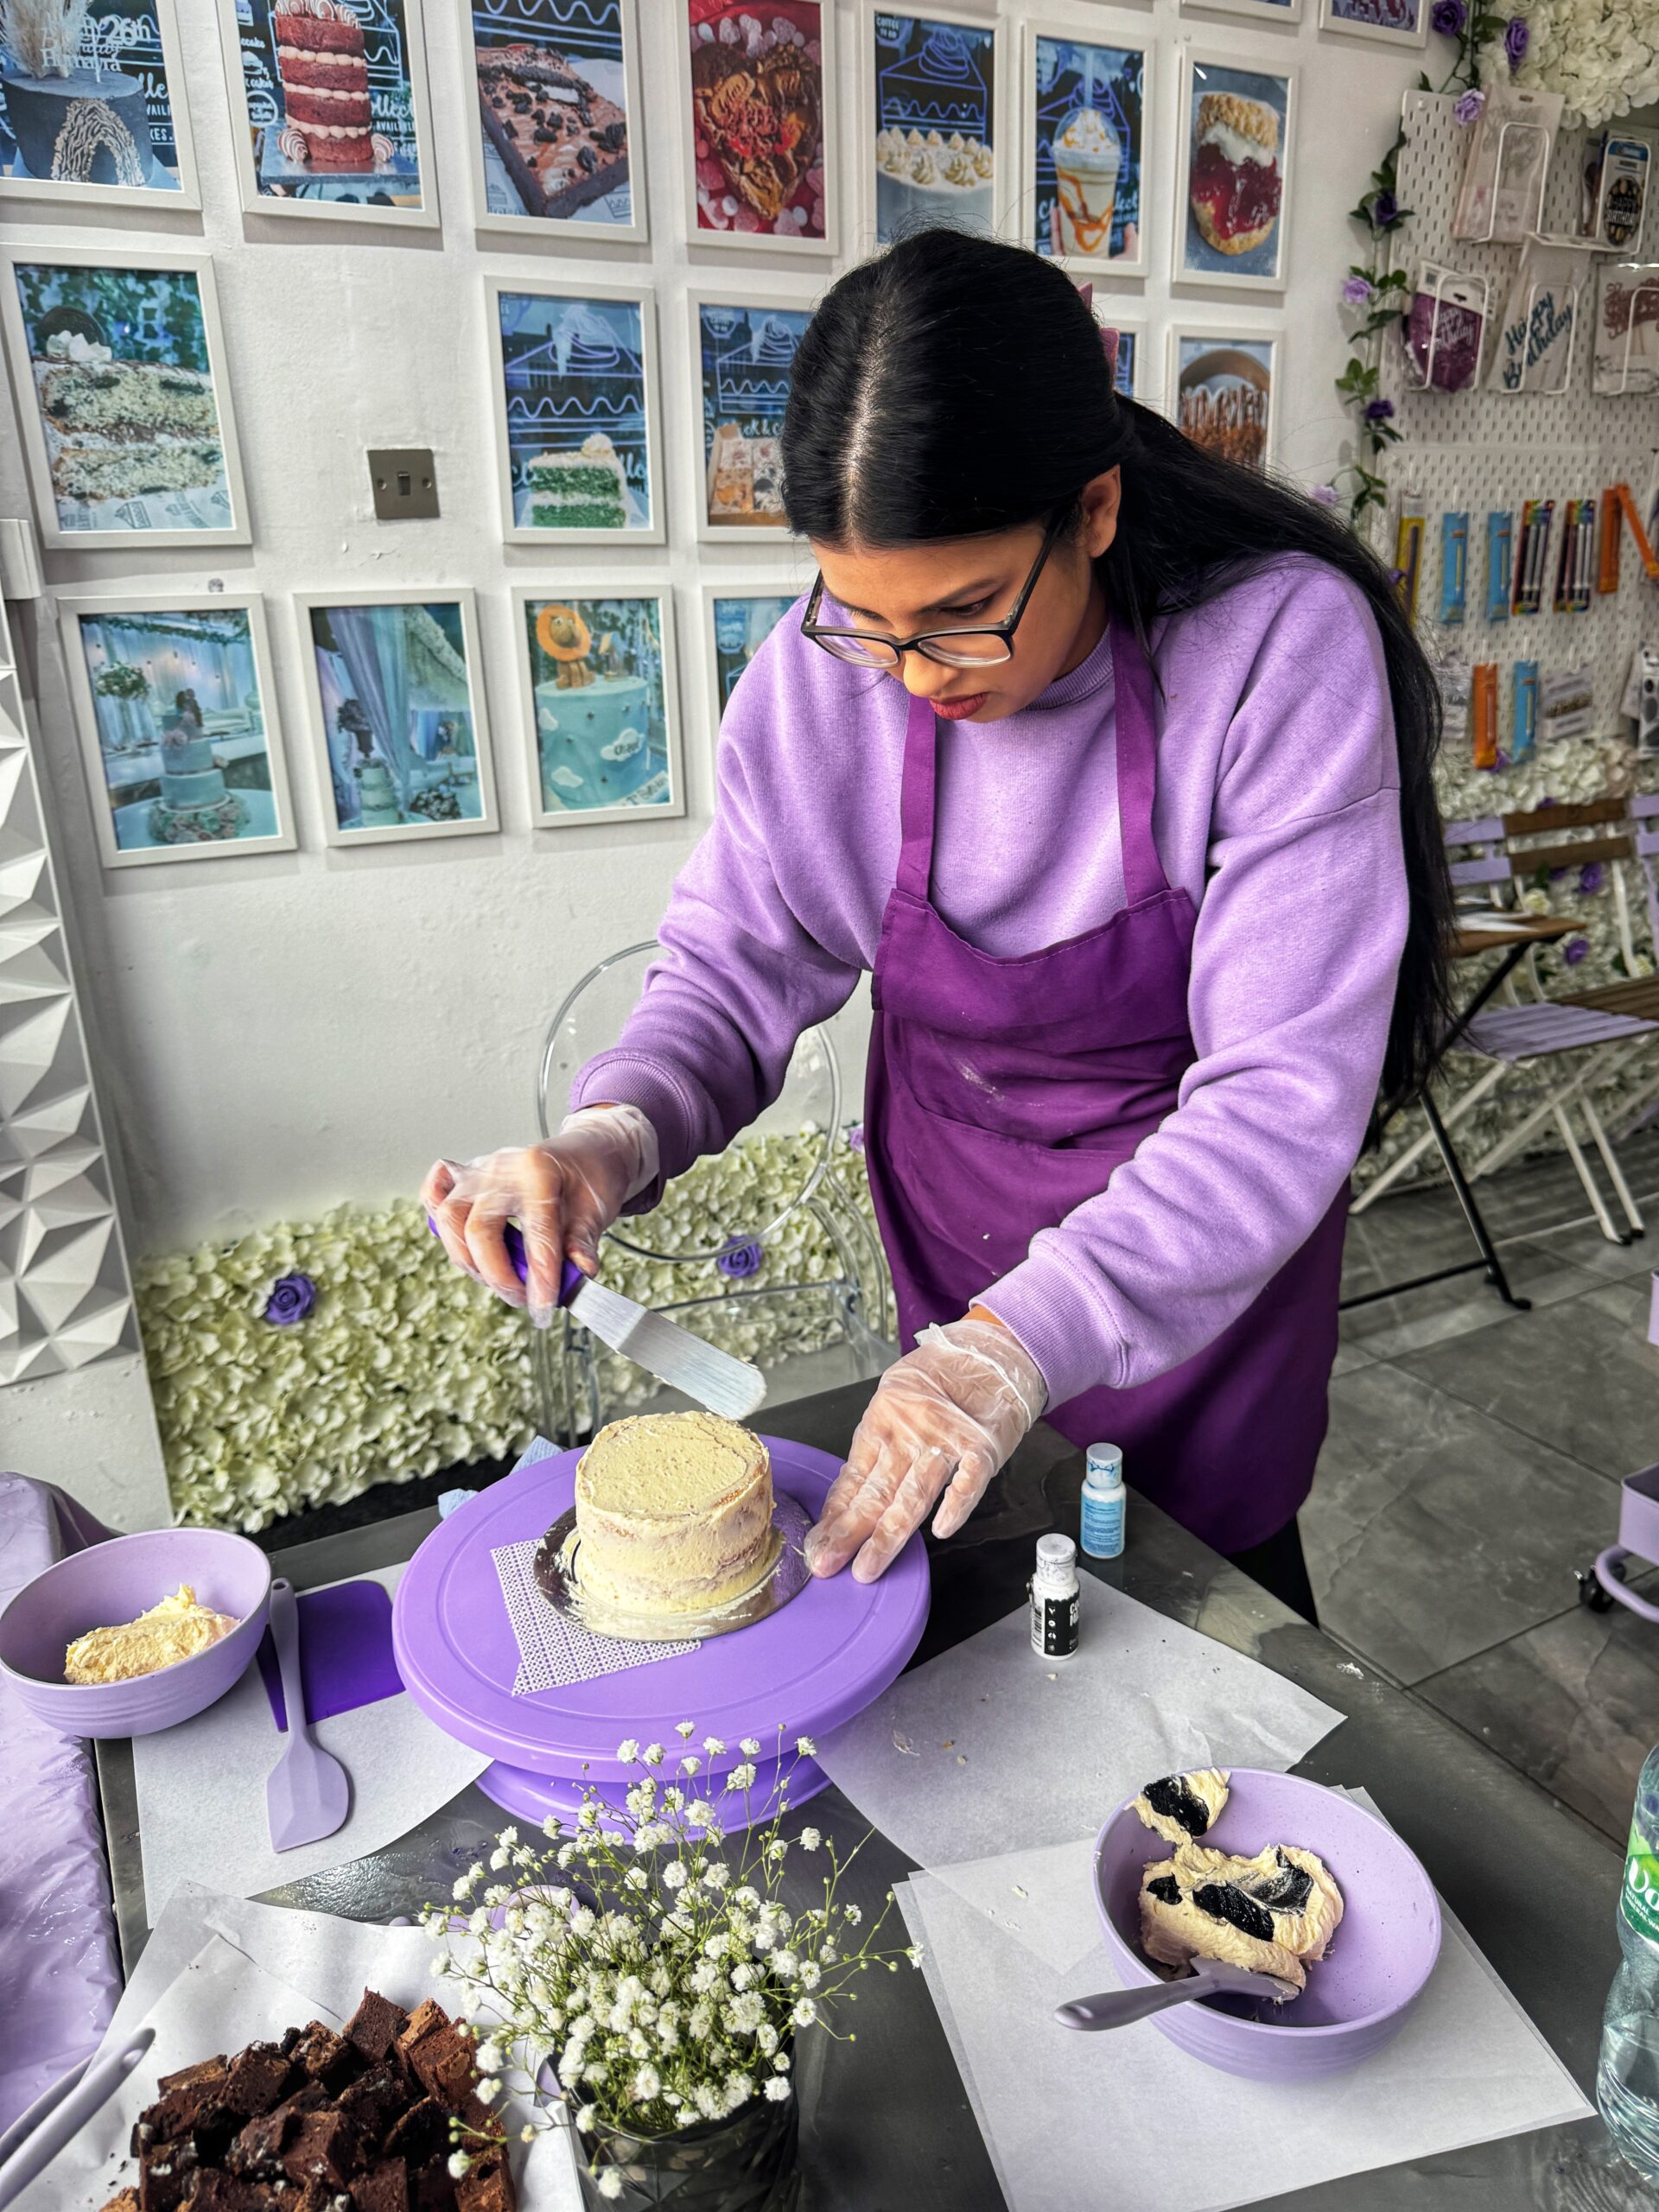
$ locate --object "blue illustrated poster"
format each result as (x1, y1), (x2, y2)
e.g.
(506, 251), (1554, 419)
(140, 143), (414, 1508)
(234, 0), (425, 211)
(872, 12), (995, 246)
(711, 594), (796, 715)
(471, 0), (632, 226)
(1032, 35), (1142, 266)
(0, 0), (188, 194)
(697, 302), (809, 531)
(498, 291), (652, 532)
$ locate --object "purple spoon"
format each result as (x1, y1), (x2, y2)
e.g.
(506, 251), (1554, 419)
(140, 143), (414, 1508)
(265, 1578), (351, 1852)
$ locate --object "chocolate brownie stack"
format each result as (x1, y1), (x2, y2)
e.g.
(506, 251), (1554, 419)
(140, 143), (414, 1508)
(477, 48), (627, 220)
(98, 1990), (515, 2212)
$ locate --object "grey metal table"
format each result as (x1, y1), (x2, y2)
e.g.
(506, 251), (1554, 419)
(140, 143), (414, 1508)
(95, 1382), (1645, 2210)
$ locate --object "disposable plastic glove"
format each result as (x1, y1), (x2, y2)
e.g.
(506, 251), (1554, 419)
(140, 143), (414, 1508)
(804, 1317), (1047, 1585)
(422, 1103), (658, 1328)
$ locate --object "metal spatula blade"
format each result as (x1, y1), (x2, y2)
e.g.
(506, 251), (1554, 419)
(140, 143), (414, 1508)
(1055, 1955), (1300, 2031)
(265, 1578), (351, 1852)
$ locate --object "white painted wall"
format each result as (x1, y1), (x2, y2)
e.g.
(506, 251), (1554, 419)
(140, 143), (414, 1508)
(0, 0), (1426, 1258)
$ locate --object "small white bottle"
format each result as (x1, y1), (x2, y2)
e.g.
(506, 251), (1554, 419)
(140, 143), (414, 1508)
(1080, 1442), (1126, 1560)
(1030, 1533), (1081, 1661)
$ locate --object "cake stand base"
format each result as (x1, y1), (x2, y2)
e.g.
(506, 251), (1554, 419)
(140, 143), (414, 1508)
(476, 1750), (830, 1836)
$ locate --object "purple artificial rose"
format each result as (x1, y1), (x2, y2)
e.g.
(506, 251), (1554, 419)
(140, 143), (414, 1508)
(716, 1238), (764, 1281)
(1372, 189), (1400, 228)
(1363, 397), (1396, 424)
(264, 1272), (316, 1325)
(1311, 484), (1340, 507)
(1455, 86), (1486, 124)
(1341, 275), (1375, 305)
(845, 1122), (866, 1153)
(1564, 937), (1589, 965)
(1504, 14), (1529, 65)
(1430, 0), (1466, 29)
(1580, 861), (1605, 895)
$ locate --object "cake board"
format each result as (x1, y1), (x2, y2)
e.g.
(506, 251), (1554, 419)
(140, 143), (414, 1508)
(391, 1436), (930, 1837)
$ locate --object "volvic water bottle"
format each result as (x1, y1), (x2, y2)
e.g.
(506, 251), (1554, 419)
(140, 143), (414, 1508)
(1598, 1743), (1659, 2182)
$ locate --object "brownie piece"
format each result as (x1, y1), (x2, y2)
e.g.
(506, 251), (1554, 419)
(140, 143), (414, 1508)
(140, 2141), (198, 2212)
(225, 2043), (294, 2117)
(226, 2105), (296, 2177)
(181, 2176), (290, 2210)
(345, 1992), (409, 2064)
(350, 2164), (410, 2212)
(159, 2058), (229, 2095)
(143, 2084), (231, 2147)
(382, 2098), (448, 2167)
(397, 2011), (477, 2111)
(99, 2193), (141, 2212)
(337, 2063), (414, 2145)
(281, 2109), (361, 2190)
(290, 2024), (359, 2092)
(410, 2169), (456, 2212)
(454, 2152), (515, 2212)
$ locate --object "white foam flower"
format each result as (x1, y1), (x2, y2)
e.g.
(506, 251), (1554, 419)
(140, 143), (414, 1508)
(739, 1737), (761, 1757)
(676, 1720), (696, 1738)
(702, 1737), (727, 1757)
(474, 2042), (504, 2074)
(663, 1861), (688, 1891)
(764, 2076), (791, 2101)
(643, 1744), (665, 1766)
(476, 2077), (501, 2104)
(727, 1763), (758, 1793)
(597, 2171), (624, 2200)
(798, 1827), (821, 1851)
(448, 2152), (472, 2178)
(843, 1904), (862, 1926)
(617, 1738), (640, 1763)
(792, 1998), (817, 2027)
(452, 1877), (471, 1900)
(795, 1735), (817, 1758)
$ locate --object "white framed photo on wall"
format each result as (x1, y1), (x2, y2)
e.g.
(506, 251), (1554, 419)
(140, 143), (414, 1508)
(860, 3), (1004, 252)
(1103, 315), (1143, 398)
(486, 276), (664, 547)
(1171, 49), (1295, 291)
(56, 589), (297, 870)
(1022, 18), (1153, 276)
(0, 244), (251, 551)
(700, 579), (805, 741)
(1166, 323), (1281, 473)
(293, 589), (499, 848)
(0, 0), (202, 208)
(688, 288), (816, 540)
(1180, 0), (1303, 29)
(512, 583), (685, 828)
(678, 0), (838, 252)
(1318, 0), (1427, 45)
(463, 0), (645, 238)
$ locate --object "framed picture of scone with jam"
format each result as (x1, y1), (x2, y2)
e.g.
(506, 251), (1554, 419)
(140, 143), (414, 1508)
(1167, 326), (1279, 474)
(690, 292), (811, 539)
(1172, 52), (1294, 291)
(464, 0), (645, 238)
(216, 0), (439, 225)
(679, 0), (836, 252)
(863, 6), (1001, 251)
(513, 585), (685, 828)
(1023, 20), (1151, 276)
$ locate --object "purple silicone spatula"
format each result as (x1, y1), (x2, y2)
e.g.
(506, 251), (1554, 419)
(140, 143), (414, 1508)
(265, 1577), (351, 1852)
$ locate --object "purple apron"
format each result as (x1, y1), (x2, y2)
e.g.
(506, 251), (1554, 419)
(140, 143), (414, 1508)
(863, 619), (1348, 1555)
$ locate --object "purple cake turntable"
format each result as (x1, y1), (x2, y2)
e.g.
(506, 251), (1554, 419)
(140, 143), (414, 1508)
(392, 1436), (930, 1834)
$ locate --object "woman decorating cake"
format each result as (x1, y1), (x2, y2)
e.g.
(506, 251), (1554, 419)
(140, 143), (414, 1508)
(425, 231), (1451, 1624)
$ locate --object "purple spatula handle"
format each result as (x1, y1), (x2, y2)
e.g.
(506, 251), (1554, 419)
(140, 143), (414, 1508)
(426, 1215), (583, 1304)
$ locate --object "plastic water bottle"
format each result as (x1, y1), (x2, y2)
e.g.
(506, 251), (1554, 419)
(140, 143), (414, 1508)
(1079, 1442), (1125, 1559)
(1599, 1743), (1659, 2183)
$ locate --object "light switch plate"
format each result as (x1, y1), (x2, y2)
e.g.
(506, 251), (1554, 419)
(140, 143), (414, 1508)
(367, 448), (439, 520)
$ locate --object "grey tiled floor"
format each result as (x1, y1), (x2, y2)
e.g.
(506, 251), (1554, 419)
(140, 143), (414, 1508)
(1304, 1135), (1659, 1845)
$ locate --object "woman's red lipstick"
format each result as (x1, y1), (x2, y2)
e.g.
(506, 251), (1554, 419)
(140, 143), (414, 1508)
(932, 690), (989, 720)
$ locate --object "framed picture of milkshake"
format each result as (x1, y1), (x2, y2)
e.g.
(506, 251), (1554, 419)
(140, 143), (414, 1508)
(861, 5), (1002, 251)
(1, 245), (250, 550)
(1171, 51), (1294, 291)
(56, 590), (296, 870)
(1166, 324), (1279, 473)
(679, 0), (837, 253)
(464, 0), (645, 238)
(701, 580), (802, 735)
(512, 584), (684, 828)
(0, 0), (201, 207)
(294, 589), (499, 847)
(487, 278), (663, 546)
(689, 290), (812, 539)
(215, 0), (439, 225)
(1317, 0), (1426, 46)
(1023, 20), (1151, 276)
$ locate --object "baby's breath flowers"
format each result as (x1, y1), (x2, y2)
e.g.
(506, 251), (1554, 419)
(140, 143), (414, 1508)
(421, 1727), (920, 2200)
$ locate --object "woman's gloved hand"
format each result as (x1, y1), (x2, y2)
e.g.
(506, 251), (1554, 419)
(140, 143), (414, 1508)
(421, 1103), (658, 1328)
(804, 1316), (1047, 1584)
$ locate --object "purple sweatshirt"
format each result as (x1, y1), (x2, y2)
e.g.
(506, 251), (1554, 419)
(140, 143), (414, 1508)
(573, 556), (1408, 1408)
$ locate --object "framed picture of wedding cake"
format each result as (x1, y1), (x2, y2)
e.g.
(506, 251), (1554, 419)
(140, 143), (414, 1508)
(463, 0), (645, 238)
(1166, 324), (1279, 472)
(690, 290), (812, 539)
(1022, 20), (1151, 276)
(677, 0), (837, 253)
(294, 589), (499, 847)
(861, 5), (1002, 251)
(0, 0), (201, 207)
(487, 277), (664, 546)
(1172, 51), (1295, 291)
(215, 0), (439, 225)
(1, 245), (251, 550)
(57, 590), (296, 869)
(513, 585), (684, 826)
(702, 581), (803, 734)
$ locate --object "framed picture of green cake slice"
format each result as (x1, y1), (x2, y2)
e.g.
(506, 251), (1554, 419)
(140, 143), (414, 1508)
(690, 290), (812, 540)
(463, 0), (645, 239)
(487, 277), (664, 545)
(1, 245), (251, 550)
(57, 590), (297, 870)
(215, 0), (439, 225)
(513, 584), (684, 826)
(295, 588), (499, 846)
(0, 0), (201, 207)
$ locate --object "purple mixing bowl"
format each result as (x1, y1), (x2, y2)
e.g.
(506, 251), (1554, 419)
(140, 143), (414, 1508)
(1093, 1768), (1441, 2081)
(0, 1527), (272, 1738)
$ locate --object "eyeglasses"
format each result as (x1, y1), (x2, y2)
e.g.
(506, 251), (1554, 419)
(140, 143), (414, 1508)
(800, 510), (1069, 671)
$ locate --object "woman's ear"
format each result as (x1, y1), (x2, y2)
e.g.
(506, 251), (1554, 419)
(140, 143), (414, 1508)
(1079, 467), (1122, 559)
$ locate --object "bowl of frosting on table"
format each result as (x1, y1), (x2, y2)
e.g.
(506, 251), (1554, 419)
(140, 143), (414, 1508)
(0, 1525), (271, 1737)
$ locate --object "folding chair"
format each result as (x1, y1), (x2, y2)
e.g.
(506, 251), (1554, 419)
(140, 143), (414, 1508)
(1557, 791), (1659, 1141)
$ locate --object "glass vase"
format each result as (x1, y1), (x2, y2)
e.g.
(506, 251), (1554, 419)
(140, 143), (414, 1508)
(575, 2085), (801, 2211)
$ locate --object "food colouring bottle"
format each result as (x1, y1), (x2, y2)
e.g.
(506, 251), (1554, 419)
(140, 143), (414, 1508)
(1080, 1442), (1126, 1560)
(1030, 1534), (1080, 1661)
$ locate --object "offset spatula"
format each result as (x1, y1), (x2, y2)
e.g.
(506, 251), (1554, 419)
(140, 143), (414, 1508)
(428, 1217), (766, 1422)
(265, 1577), (351, 1852)
(1054, 1955), (1300, 2031)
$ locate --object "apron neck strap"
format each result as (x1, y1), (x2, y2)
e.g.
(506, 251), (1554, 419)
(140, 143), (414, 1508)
(896, 686), (938, 900)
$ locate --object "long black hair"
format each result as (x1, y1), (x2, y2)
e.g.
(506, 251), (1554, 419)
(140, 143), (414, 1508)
(781, 230), (1453, 1120)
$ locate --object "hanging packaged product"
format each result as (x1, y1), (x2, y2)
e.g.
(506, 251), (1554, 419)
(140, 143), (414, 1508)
(1512, 499), (1555, 616)
(1592, 264), (1659, 396)
(1601, 488), (1624, 594)
(1489, 239), (1586, 393)
(1395, 501), (1426, 623)
(1581, 131), (1654, 251)
(1452, 84), (1564, 243)
(1486, 511), (1513, 622)
(1438, 655), (1471, 747)
(1624, 645), (1659, 754)
(1553, 499), (1595, 612)
(1614, 482), (1659, 580)
(1512, 660), (1539, 762)
(1440, 512), (1469, 624)
(1404, 265), (1490, 391)
(1471, 661), (1500, 769)
(1541, 664), (1596, 741)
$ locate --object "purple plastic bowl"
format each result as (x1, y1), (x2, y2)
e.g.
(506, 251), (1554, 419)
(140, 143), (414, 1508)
(1093, 1768), (1441, 2081)
(0, 1527), (272, 1738)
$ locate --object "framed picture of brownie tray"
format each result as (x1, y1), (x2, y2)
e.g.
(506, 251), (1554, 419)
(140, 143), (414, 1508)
(862, 6), (1002, 251)
(0, 0), (202, 208)
(513, 585), (684, 828)
(680, 1), (836, 252)
(464, 0), (644, 238)
(294, 589), (499, 847)
(487, 278), (663, 546)
(57, 591), (296, 870)
(1172, 51), (1294, 291)
(1, 245), (250, 550)
(690, 291), (812, 539)
(1167, 325), (1279, 473)
(216, 0), (438, 225)
(1023, 20), (1151, 276)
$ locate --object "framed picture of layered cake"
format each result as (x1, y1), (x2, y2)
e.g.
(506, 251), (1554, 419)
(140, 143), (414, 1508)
(463, 0), (645, 238)
(0, 0), (202, 208)
(860, 4), (1003, 252)
(214, 0), (439, 226)
(1166, 324), (1280, 473)
(1171, 50), (1295, 291)
(0, 245), (251, 550)
(486, 276), (664, 546)
(701, 580), (804, 736)
(512, 584), (685, 827)
(56, 589), (297, 869)
(678, 0), (838, 253)
(1022, 19), (1152, 276)
(688, 289), (813, 539)
(293, 588), (500, 847)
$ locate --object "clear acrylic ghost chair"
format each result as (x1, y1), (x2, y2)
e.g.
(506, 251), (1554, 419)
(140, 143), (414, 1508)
(532, 941), (893, 1446)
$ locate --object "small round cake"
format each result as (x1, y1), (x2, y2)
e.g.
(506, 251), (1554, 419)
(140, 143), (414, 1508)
(574, 1412), (776, 1616)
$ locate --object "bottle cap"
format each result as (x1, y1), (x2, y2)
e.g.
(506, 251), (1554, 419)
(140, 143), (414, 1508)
(1085, 1442), (1123, 1482)
(1037, 1534), (1076, 1569)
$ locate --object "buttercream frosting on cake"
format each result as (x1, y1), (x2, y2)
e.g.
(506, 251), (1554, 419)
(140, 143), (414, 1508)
(1139, 1840), (1344, 1993)
(574, 1412), (775, 1615)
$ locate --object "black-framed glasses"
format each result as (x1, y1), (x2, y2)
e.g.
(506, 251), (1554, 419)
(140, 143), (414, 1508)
(800, 510), (1069, 671)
